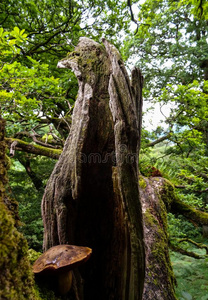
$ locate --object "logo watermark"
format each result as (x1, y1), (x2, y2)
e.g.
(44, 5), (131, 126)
(79, 144), (138, 164)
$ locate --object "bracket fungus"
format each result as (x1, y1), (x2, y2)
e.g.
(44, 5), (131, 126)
(33, 244), (92, 295)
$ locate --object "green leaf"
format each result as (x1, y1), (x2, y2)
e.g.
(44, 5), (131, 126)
(181, 291), (192, 300)
(13, 26), (20, 34)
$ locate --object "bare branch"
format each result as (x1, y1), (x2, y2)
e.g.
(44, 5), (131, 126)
(178, 238), (208, 254)
(169, 242), (205, 259)
(145, 133), (171, 148)
(127, 0), (139, 34)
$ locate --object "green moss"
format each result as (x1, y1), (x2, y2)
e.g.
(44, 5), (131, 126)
(153, 177), (161, 181)
(0, 200), (38, 300)
(138, 175), (147, 189)
(28, 249), (42, 265)
(0, 118), (38, 299)
(5, 154), (12, 170)
(4, 195), (20, 227)
(64, 39), (109, 86)
(5, 138), (61, 159)
(160, 179), (176, 210)
(143, 183), (177, 299)
(144, 209), (158, 227)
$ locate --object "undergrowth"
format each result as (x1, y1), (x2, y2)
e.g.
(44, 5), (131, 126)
(170, 244), (208, 300)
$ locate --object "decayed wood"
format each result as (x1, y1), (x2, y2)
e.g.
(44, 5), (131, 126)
(103, 39), (145, 300)
(41, 37), (145, 300)
(42, 38), (113, 249)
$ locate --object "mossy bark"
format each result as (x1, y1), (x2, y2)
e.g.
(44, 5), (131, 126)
(139, 175), (208, 299)
(6, 137), (61, 159)
(0, 117), (37, 300)
(139, 176), (177, 300)
(41, 38), (145, 300)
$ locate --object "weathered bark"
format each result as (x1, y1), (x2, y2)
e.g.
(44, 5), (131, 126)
(139, 176), (177, 300)
(41, 38), (145, 300)
(141, 176), (208, 227)
(103, 39), (144, 300)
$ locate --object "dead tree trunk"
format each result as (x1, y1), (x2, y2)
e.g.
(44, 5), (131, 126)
(41, 38), (145, 300)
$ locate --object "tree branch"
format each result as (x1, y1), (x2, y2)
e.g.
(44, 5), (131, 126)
(18, 157), (44, 191)
(127, 0), (139, 34)
(178, 238), (208, 254)
(160, 179), (208, 225)
(169, 242), (204, 259)
(145, 133), (171, 147)
(175, 185), (208, 194)
(171, 198), (208, 225)
(5, 138), (61, 159)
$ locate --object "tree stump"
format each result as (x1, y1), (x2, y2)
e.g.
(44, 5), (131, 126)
(42, 38), (145, 300)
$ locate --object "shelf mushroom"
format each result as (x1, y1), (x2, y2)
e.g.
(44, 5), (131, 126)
(33, 244), (92, 295)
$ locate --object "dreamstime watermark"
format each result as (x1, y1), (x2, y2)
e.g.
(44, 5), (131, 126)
(79, 144), (138, 164)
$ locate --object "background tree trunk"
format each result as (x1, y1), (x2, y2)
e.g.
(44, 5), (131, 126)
(139, 176), (177, 300)
(0, 116), (37, 300)
(41, 38), (145, 300)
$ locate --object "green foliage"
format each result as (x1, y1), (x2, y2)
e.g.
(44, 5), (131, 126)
(0, 26), (27, 63)
(123, 0), (208, 160)
(170, 247), (208, 300)
(140, 137), (207, 261)
(189, 0), (208, 19)
(8, 157), (56, 251)
(0, 28), (68, 138)
(140, 134), (207, 206)
(168, 213), (202, 239)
